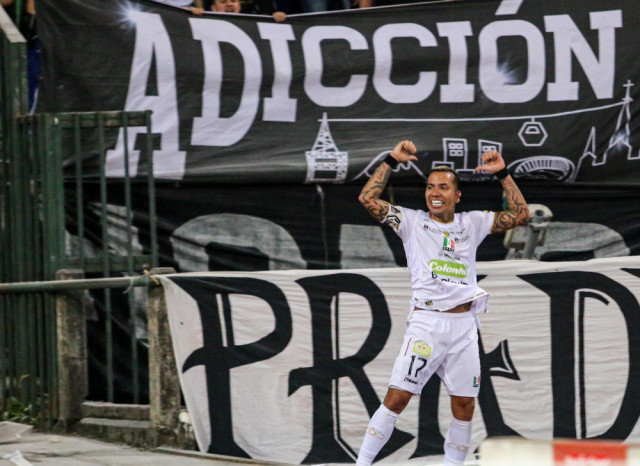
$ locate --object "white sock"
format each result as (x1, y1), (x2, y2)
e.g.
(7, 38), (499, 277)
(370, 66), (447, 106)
(443, 417), (471, 465)
(356, 404), (398, 466)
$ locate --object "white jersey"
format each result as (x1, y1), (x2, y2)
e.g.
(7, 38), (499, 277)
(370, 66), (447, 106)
(385, 205), (494, 314)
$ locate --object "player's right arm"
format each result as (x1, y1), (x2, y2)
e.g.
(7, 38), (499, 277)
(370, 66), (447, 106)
(358, 140), (417, 223)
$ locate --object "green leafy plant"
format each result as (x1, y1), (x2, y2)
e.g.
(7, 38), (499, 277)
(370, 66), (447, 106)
(2, 396), (37, 425)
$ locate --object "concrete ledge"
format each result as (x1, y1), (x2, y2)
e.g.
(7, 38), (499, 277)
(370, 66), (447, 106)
(75, 417), (157, 449)
(82, 401), (150, 421)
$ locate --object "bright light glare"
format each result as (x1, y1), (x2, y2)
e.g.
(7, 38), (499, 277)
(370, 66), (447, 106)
(119, 3), (143, 27)
(497, 61), (520, 85)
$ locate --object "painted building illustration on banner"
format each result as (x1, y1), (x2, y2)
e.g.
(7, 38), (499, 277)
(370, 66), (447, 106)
(511, 80), (637, 181)
(304, 113), (348, 184)
(431, 138), (498, 181)
(347, 81), (637, 184)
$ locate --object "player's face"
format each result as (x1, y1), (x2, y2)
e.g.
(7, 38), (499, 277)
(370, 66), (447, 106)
(425, 171), (461, 220)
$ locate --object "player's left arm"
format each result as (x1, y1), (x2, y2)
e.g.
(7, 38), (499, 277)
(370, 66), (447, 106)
(476, 150), (531, 234)
(492, 175), (530, 233)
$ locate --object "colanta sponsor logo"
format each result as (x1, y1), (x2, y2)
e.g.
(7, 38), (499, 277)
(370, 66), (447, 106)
(429, 259), (468, 278)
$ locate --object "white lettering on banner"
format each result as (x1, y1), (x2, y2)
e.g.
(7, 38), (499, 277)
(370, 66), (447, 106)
(495, 0), (524, 16)
(106, 11), (186, 180)
(119, 9), (623, 156)
(170, 213), (306, 272)
(478, 20), (546, 103)
(545, 10), (622, 101)
(437, 21), (475, 103)
(372, 23), (437, 104)
(258, 23), (297, 122)
(302, 26), (368, 107)
(190, 19), (263, 146)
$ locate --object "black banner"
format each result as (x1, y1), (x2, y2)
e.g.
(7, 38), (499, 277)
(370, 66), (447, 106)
(38, 0), (640, 185)
(69, 180), (640, 273)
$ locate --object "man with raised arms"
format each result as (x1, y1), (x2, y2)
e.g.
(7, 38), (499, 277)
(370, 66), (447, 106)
(356, 140), (530, 465)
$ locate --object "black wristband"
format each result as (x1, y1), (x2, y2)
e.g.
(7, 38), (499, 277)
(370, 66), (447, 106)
(495, 167), (509, 181)
(384, 154), (399, 169)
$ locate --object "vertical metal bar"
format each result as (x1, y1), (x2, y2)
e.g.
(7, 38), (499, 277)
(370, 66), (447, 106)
(74, 114), (85, 270)
(28, 120), (43, 409)
(28, 119), (42, 285)
(31, 109), (58, 422)
(0, 297), (5, 412)
(10, 113), (30, 406)
(41, 114), (65, 278)
(29, 117), (45, 420)
(22, 118), (37, 408)
(0, 37), (6, 415)
(122, 113), (139, 403)
(47, 115), (65, 423)
(0, 32), (8, 413)
(145, 110), (158, 269)
(45, 289), (58, 424)
(97, 113), (114, 402)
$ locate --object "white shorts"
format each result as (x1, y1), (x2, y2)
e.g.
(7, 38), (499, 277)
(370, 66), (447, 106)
(388, 309), (480, 397)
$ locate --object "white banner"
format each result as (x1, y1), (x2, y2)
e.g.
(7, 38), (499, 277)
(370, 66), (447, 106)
(160, 256), (640, 463)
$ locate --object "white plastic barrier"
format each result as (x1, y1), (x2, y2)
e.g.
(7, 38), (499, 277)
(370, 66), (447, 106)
(480, 437), (640, 465)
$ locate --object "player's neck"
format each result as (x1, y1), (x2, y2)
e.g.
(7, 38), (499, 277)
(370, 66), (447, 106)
(429, 211), (455, 223)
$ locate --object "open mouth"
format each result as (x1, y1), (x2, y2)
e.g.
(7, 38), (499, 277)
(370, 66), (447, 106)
(431, 200), (444, 207)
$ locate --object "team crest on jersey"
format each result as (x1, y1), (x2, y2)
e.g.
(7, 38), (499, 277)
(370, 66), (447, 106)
(413, 341), (432, 357)
(383, 205), (402, 230)
(442, 234), (455, 252)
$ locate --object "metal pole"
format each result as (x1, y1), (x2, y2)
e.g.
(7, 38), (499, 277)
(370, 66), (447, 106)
(0, 272), (164, 294)
(145, 110), (158, 269)
(122, 112), (139, 403)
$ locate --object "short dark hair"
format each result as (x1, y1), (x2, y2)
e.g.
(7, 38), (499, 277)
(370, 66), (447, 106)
(427, 166), (460, 190)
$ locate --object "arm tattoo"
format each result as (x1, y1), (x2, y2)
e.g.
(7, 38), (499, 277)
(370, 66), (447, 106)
(492, 175), (531, 233)
(358, 163), (391, 222)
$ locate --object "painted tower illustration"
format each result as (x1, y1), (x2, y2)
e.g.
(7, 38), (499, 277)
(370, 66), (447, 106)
(305, 113), (348, 183)
(596, 80), (636, 165)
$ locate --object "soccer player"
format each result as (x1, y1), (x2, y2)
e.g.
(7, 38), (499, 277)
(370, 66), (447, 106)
(356, 140), (530, 466)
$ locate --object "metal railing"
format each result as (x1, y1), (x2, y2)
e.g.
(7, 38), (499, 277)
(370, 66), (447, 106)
(0, 269), (179, 429)
(1, 6), (160, 424)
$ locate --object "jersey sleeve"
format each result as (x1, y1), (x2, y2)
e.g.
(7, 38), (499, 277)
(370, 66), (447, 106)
(467, 210), (495, 244)
(382, 205), (418, 242)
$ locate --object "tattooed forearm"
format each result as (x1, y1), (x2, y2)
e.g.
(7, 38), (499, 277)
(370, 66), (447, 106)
(358, 163), (392, 222)
(492, 175), (531, 234)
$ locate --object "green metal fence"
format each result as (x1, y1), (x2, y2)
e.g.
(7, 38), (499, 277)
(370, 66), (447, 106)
(0, 6), (158, 425)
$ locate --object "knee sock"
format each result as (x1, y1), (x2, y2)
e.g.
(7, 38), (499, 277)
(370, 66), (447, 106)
(443, 417), (471, 465)
(356, 404), (398, 466)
